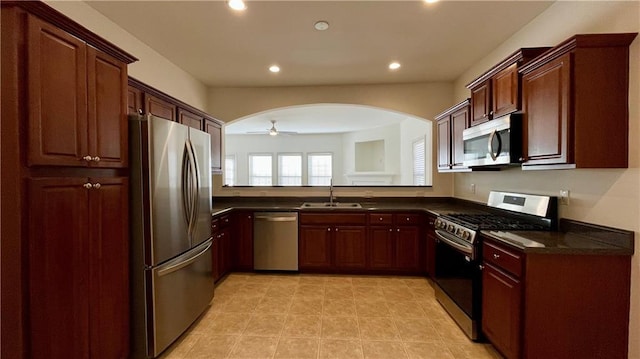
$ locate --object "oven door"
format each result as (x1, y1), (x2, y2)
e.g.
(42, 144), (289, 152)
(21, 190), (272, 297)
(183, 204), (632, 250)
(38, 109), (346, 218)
(433, 230), (481, 320)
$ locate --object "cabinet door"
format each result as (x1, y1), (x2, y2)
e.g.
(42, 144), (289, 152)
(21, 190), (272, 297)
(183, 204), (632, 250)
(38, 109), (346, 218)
(144, 93), (176, 121)
(470, 81), (491, 126)
(212, 233), (221, 282)
(436, 118), (451, 170)
(218, 228), (231, 277)
(87, 47), (128, 168)
(334, 226), (367, 269)
(368, 227), (394, 269)
(233, 211), (254, 270)
(28, 178), (90, 358)
(27, 15), (88, 167)
(522, 54), (571, 166)
(204, 119), (222, 172)
(450, 106), (469, 168)
(178, 108), (204, 130)
(88, 177), (129, 358)
(299, 226), (332, 269)
(127, 86), (143, 115)
(482, 263), (522, 359)
(492, 64), (519, 117)
(395, 226), (421, 271)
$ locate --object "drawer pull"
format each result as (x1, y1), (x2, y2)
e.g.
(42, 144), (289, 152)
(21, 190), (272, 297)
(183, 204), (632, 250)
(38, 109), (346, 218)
(493, 253), (500, 259)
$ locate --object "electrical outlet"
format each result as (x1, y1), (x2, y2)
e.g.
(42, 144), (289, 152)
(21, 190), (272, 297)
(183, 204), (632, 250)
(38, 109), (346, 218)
(560, 189), (570, 205)
(364, 191), (373, 198)
(470, 183), (476, 194)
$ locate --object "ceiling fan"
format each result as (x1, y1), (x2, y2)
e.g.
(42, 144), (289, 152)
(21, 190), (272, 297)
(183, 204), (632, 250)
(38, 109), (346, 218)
(248, 120), (298, 136)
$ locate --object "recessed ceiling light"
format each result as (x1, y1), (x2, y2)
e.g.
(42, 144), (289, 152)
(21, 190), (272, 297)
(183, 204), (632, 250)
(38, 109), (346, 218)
(424, 0), (439, 3)
(269, 65), (280, 73)
(389, 62), (401, 70)
(314, 20), (330, 31)
(228, 0), (246, 11)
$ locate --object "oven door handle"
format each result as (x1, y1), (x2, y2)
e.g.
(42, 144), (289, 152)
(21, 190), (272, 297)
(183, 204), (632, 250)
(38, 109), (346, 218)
(435, 230), (474, 258)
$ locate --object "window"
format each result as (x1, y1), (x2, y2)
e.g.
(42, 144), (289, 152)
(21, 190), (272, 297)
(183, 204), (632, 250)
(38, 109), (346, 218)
(225, 155), (236, 186)
(248, 154), (272, 186)
(413, 138), (426, 185)
(308, 153), (332, 185)
(278, 153), (302, 186)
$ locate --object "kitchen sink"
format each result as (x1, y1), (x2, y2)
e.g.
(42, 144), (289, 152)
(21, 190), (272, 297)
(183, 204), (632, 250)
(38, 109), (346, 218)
(301, 202), (362, 209)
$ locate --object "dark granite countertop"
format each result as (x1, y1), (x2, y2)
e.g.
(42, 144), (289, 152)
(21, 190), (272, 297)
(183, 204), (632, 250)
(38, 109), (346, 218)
(211, 196), (486, 217)
(482, 219), (634, 256)
(212, 198), (634, 256)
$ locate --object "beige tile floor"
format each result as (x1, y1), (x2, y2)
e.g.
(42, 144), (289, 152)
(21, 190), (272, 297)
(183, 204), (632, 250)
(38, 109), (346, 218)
(160, 273), (503, 359)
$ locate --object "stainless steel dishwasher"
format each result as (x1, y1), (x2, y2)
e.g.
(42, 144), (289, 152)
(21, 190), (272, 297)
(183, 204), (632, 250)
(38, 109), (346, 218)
(253, 212), (299, 271)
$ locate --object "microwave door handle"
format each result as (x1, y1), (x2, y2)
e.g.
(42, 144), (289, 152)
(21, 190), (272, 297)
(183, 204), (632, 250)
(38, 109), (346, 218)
(487, 129), (502, 161)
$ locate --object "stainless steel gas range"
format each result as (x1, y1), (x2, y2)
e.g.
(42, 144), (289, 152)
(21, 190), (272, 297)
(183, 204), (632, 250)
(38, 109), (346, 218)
(432, 191), (557, 340)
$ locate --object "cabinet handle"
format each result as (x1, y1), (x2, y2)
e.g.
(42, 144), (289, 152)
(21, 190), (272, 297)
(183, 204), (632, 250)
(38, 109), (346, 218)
(83, 183), (92, 189)
(92, 156), (101, 162)
(493, 253), (500, 259)
(479, 264), (485, 270)
(83, 155), (92, 162)
(379, 217), (383, 221)
(335, 228), (339, 232)
(482, 114), (487, 118)
(489, 110), (493, 116)
(248, 215), (252, 219)
(397, 228), (400, 232)
(92, 183), (101, 189)
(389, 229), (393, 232)
(406, 217), (410, 221)
(327, 228), (331, 232)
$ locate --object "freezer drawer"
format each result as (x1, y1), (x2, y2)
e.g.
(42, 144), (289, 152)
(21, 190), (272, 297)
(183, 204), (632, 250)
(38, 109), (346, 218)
(145, 239), (213, 357)
(254, 212), (299, 271)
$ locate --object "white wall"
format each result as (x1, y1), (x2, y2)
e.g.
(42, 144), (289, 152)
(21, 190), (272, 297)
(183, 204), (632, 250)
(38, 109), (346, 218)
(400, 118), (433, 186)
(342, 124), (401, 184)
(45, 0), (209, 111)
(451, 2), (640, 356)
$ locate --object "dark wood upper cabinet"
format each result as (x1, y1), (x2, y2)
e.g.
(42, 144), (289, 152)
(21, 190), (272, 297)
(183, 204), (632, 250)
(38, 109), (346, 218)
(205, 119), (223, 173)
(26, 14), (129, 168)
(27, 15), (88, 167)
(520, 33), (637, 169)
(127, 86), (142, 115)
(178, 108), (204, 130)
(87, 47), (128, 168)
(144, 93), (176, 121)
(467, 47), (551, 126)
(470, 81), (491, 126)
(129, 78), (224, 174)
(435, 99), (470, 172)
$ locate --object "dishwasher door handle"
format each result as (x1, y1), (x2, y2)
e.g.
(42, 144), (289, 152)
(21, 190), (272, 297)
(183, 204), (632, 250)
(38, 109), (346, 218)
(254, 215), (298, 222)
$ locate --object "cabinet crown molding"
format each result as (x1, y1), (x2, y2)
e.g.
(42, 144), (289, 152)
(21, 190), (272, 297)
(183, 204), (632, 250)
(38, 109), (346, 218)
(465, 47), (550, 89)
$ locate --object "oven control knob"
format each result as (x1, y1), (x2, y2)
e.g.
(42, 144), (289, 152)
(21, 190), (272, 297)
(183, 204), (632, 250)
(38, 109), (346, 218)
(461, 231), (470, 240)
(447, 224), (455, 232)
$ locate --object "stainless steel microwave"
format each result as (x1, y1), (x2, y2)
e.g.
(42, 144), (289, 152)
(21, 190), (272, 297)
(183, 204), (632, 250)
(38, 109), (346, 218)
(462, 113), (523, 168)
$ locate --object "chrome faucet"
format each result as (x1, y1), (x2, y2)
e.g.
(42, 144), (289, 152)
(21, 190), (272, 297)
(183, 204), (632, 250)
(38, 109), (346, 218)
(329, 178), (334, 205)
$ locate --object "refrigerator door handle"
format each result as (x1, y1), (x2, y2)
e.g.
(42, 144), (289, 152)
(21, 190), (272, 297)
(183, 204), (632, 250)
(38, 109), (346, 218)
(157, 240), (212, 277)
(185, 139), (199, 244)
(188, 139), (201, 230)
(181, 142), (193, 235)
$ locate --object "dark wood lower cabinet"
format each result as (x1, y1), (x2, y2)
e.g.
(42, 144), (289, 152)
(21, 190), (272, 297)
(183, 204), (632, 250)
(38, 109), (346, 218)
(482, 263), (521, 359)
(232, 211), (254, 270)
(333, 226), (367, 269)
(299, 226), (332, 270)
(395, 226), (420, 271)
(28, 177), (129, 358)
(368, 227), (394, 269)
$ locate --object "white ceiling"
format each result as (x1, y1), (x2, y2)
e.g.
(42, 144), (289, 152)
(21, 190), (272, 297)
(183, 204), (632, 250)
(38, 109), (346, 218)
(86, 0), (554, 87)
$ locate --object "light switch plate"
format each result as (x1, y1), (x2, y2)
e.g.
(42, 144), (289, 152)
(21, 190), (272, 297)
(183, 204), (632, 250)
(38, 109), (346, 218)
(560, 189), (570, 205)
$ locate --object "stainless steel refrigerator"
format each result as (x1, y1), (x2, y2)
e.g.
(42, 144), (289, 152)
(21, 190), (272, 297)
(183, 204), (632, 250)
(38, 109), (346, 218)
(129, 114), (214, 358)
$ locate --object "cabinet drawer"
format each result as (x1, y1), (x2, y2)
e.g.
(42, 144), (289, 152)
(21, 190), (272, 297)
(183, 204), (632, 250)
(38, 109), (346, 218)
(395, 213), (422, 226)
(219, 214), (231, 227)
(300, 213), (366, 225)
(369, 213), (393, 225)
(483, 241), (522, 277)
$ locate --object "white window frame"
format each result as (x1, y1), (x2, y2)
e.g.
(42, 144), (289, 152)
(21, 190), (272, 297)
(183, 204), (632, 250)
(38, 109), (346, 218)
(224, 154), (236, 186)
(277, 153), (303, 186)
(412, 137), (426, 185)
(248, 153), (273, 186)
(307, 152), (333, 186)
